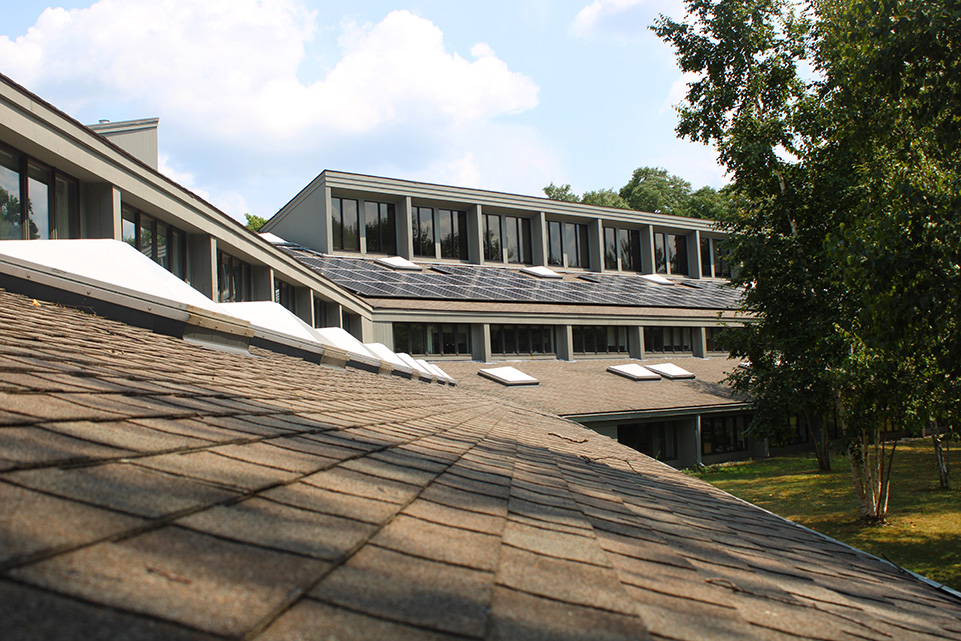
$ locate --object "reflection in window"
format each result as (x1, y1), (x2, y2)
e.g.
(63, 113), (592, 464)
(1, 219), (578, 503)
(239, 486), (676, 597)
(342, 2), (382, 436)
(572, 325), (629, 355)
(274, 279), (295, 312)
(412, 206), (435, 257)
(644, 326), (693, 354)
(490, 324), (555, 356)
(483, 213), (501, 261)
(504, 216), (532, 264)
(701, 414), (751, 455)
(565, 222), (589, 268)
(547, 220), (563, 266)
(393, 322), (471, 356)
(439, 209), (468, 259)
(0, 146), (78, 241)
(605, 226), (642, 272)
(331, 197), (359, 251)
(122, 207), (186, 279)
(654, 232), (689, 275)
(618, 421), (678, 461)
(700, 236), (731, 278)
(365, 201), (396, 254)
(217, 250), (252, 303)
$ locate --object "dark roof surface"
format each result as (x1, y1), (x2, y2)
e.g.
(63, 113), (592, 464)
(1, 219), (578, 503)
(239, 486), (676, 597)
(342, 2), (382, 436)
(280, 245), (743, 309)
(2, 287), (960, 641)
(439, 357), (746, 418)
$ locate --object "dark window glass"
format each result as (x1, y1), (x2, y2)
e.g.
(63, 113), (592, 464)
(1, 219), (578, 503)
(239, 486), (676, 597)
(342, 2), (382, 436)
(331, 197), (359, 251)
(700, 236), (713, 277)
(53, 175), (78, 239)
(547, 220), (563, 266)
(701, 414), (751, 455)
(413, 206), (435, 257)
(439, 209), (468, 259)
(156, 222), (168, 269)
(484, 213), (502, 261)
(620, 229), (642, 272)
(573, 325), (629, 355)
(714, 239), (731, 278)
(604, 227), (617, 270)
(139, 214), (155, 259)
(503, 215), (531, 264)
(313, 297), (327, 328)
(617, 421), (678, 460)
(365, 201), (396, 254)
(0, 147), (22, 241)
(275, 279), (295, 312)
(644, 326), (696, 353)
(565, 222), (589, 268)
(490, 325), (556, 356)
(169, 228), (186, 279)
(672, 234), (689, 275)
(654, 232), (667, 273)
(392, 322), (472, 356)
(217, 250), (252, 303)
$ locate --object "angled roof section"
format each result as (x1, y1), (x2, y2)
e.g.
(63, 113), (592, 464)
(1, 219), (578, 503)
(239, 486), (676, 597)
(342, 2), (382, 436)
(2, 284), (960, 640)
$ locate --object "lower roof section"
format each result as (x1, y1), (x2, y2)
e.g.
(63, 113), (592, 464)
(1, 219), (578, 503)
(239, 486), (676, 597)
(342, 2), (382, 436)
(1, 286), (959, 640)
(439, 357), (746, 419)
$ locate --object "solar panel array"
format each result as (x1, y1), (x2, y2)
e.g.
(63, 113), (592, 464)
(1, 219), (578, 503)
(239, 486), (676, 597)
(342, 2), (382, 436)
(282, 245), (743, 310)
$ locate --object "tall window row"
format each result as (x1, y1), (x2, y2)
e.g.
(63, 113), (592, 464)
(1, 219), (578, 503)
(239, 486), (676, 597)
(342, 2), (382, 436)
(393, 322), (471, 356)
(121, 207), (187, 279)
(547, 221), (589, 268)
(332, 197), (399, 254)
(217, 250), (252, 303)
(572, 325), (629, 355)
(365, 202), (396, 255)
(0, 144), (79, 241)
(491, 324), (555, 356)
(644, 326), (693, 354)
(484, 213), (532, 264)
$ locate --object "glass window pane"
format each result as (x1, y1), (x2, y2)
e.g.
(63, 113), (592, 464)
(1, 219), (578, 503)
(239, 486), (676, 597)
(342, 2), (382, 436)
(654, 233), (666, 273)
(457, 211), (468, 259)
(331, 198), (343, 250)
(121, 208), (137, 248)
(393, 323), (409, 352)
(484, 214), (501, 261)
(383, 203), (397, 255)
(439, 210), (454, 258)
(27, 164), (51, 240)
(139, 214), (155, 258)
(170, 228), (186, 278)
(577, 224), (589, 267)
(457, 324), (470, 354)
(342, 199), (359, 251)
(672, 234), (689, 275)
(156, 223), (168, 268)
(700, 237), (712, 277)
(565, 223), (577, 267)
(606, 228), (618, 270)
(506, 216), (519, 262)
(548, 221), (562, 266)
(0, 147), (22, 240)
(54, 175), (78, 239)
(414, 207), (434, 257)
(365, 202), (381, 253)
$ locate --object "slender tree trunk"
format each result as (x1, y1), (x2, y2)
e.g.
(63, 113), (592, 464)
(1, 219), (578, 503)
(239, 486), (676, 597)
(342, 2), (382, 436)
(806, 410), (831, 471)
(932, 418), (950, 490)
(848, 420), (897, 524)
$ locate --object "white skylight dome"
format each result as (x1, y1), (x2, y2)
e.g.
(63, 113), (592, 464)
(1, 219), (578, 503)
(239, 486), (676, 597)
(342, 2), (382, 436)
(479, 366), (539, 386)
(639, 273), (673, 285)
(218, 301), (320, 344)
(607, 363), (661, 381)
(520, 265), (562, 279)
(645, 363), (695, 380)
(375, 256), (422, 271)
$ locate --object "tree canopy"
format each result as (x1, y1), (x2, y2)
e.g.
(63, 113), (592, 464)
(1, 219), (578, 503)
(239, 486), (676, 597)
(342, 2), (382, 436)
(655, 0), (961, 520)
(244, 213), (268, 232)
(543, 167), (727, 219)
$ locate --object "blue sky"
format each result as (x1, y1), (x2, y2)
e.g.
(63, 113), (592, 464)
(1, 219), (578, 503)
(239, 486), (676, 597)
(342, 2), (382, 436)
(1, 0), (724, 221)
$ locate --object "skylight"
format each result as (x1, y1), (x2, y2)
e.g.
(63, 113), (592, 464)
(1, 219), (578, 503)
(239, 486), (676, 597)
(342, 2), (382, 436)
(364, 342), (413, 370)
(259, 232), (287, 244)
(520, 265), (562, 279)
(644, 363), (695, 379)
(640, 273), (673, 285)
(312, 327), (377, 359)
(396, 352), (434, 376)
(607, 363), (661, 381)
(219, 301), (320, 344)
(478, 366), (539, 386)
(375, 256), (422, 271)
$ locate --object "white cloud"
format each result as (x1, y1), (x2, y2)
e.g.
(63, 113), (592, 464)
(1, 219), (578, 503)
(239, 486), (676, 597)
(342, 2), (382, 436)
(661, 71), (700, 113)
(0, 2), (551, 218)
(572, 0), (684, 40)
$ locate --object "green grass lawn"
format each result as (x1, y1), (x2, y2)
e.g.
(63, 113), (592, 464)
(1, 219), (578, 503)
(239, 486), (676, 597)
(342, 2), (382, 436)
(689, 439), (961, 590)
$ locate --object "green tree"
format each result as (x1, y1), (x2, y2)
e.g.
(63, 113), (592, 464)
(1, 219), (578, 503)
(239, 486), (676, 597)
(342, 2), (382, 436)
(244, 213), (268, 232)
(618, 166), (694, 216)
(581, 188), (629, 209)
(542, 182), (581, 203)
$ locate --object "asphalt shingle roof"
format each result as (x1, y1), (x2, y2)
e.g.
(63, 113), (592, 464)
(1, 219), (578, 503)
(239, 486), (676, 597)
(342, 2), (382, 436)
(1, 287), (960, 640)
